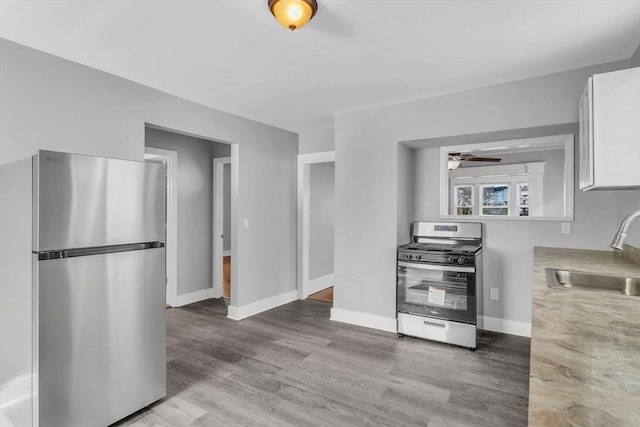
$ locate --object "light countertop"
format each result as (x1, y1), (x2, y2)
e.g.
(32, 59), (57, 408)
(529, 246), (640, 426)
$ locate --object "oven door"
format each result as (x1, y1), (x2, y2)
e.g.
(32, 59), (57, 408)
(397, 261), (476, 324)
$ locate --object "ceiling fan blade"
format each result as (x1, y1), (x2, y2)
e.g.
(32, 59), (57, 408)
(448, 153), (501, 162)
(464, 157), (502, 162)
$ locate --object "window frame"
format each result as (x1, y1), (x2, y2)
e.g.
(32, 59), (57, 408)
(453, 184), (474, 216)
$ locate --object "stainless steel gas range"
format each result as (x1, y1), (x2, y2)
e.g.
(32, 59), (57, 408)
(397, 222), (483, 349)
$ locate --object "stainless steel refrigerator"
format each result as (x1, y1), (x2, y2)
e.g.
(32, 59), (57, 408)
(1, 150), (167, 427)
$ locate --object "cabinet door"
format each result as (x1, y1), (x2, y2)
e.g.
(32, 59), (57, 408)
(592, 67), (640, 189)
(578, 78), (594, 190)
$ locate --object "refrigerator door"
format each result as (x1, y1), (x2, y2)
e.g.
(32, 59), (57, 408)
(37, 248), (166, 427)
(34, 150), (166, 252)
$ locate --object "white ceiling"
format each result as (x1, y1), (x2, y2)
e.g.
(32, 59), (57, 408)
(1, 0), (639, 133)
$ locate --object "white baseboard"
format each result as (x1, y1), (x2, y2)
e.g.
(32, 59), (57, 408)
(223, 250), (230, 257)
(330, 307), (397, 333)
(303, 273), (334, 298)
(227, 290), (297, 321)
(481, 316), (531, 337)
(172, 288), (216, 308)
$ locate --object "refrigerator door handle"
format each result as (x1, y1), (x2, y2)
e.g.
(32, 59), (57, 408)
(36, 241), (165, 260)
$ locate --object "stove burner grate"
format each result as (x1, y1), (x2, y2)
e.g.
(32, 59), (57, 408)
(400, 243), (481, 254)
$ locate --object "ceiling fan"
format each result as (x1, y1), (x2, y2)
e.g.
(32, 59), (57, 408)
(448, 152), (501, 170)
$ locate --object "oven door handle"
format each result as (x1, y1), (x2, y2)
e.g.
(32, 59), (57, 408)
(398, 261), (475, 273)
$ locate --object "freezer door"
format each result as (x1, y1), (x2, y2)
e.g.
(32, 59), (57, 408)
(37, 248), (166, 427)
(34, 150), (166, 251)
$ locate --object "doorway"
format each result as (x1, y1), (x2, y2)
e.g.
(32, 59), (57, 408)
(213, 157), (231, 300)
(145, 126), (236, 309)
(297, 152), (335, 306)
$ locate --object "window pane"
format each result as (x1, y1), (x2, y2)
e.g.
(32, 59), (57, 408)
(518, 183), (529, 217)
(481, 184), (509, 216)
(482, 185), (509, 206)
(455, 185), (473, 215)
(456, 186), (473, 207)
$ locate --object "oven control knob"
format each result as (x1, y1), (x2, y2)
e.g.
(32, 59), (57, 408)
(447, 256), (455, 264)
(416, 255), (422, 261)
(406, 254), (413, 260)
(457, 256), (467, 265)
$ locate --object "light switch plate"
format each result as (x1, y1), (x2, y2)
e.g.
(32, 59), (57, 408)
(243, 218), (249, 229)
(490, 288), (499, 300)
(561, 222), (571, 234)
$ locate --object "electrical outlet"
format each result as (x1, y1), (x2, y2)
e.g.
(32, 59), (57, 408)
(490, 288), (499, 300)
(561, 222), (571, 234)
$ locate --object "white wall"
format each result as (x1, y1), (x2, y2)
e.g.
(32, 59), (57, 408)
(616, 191), (640, 249)
(397, 143), (415, 245)
(334, 60), (636, 335)
(0, 158), (33, 426)
(145, 127), (230, 295)
(0, 38), (298, 309)
(299, 127), (334, 154)
(308, 162), (335, 280)
(412, 147), (440, 220)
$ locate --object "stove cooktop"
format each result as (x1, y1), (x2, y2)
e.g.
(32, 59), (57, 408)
(399, 242), (481, 254)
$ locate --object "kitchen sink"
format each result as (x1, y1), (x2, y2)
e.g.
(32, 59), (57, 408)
(546, 268), (639, 297)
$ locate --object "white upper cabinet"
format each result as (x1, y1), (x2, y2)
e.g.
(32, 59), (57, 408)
(579, 67), (640, 190)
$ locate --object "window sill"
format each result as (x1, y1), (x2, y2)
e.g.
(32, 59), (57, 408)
(439, 215), (574, 222)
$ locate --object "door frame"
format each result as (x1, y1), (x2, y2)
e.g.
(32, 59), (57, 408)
(144, 147), (178, 307)
(213, 157), (232, 298)
(297, 151), (335, 300)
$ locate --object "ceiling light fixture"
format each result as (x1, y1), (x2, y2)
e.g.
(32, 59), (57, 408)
(448, 160), (461, 170)
(268, 0), (318, 31)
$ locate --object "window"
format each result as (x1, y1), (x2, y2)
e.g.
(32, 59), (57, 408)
(454, 185), (473, 215)
(518, 183), (529, 217)
(480, 184), (509, 216)
(448, 162), (546, 218)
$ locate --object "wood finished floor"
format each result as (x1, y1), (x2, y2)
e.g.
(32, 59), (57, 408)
(114, 299), (530, 426)
(223, 256), (230, 299)
(307, 286), (333, 304)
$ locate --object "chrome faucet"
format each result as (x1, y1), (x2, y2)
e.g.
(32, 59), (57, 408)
(610, 210), (640, 250)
